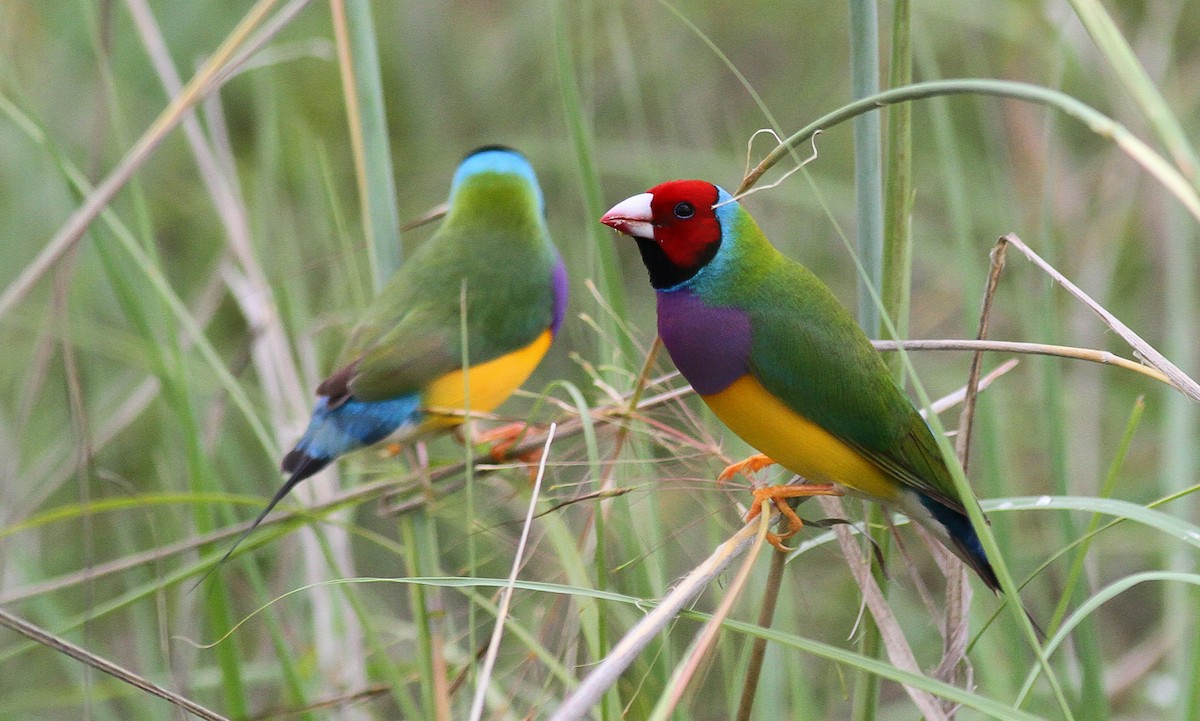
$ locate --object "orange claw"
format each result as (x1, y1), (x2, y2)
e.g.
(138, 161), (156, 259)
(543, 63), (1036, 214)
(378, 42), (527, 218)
(717, 453), (775, 484)
(745, 483), (844, 552)
(474, 422), (544, 480)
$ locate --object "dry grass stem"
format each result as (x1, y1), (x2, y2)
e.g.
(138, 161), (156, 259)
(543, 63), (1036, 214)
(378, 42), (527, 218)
(999, 233), (1200, 400)
(468, 424), (557, 721)
(547, 517), (768, 721)
(0, 607), (231, 721)
(816, 496), (950, 721)
(872, 339), (1172, 386)
(648, 508), (771, 719)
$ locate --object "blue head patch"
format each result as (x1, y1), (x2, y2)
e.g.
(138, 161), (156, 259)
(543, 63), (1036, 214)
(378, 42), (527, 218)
(685, 184), (740, 286)
(450, 146), (544, 214)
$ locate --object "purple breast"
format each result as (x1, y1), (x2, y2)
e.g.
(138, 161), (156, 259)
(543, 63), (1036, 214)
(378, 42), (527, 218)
(656, 289), (751, 395)
(550, 256), (569, 335)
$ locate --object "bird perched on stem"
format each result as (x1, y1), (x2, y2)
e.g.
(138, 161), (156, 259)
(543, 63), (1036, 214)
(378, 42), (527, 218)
(600, 180), (1000, 591)
(208, 146), (567, 576)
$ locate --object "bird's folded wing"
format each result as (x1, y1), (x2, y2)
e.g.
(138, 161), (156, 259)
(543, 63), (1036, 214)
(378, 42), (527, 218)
(319, 305), (462, 404)
(743, 275), (967, 512)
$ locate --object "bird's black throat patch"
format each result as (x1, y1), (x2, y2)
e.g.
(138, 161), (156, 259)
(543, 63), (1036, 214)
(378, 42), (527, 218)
(634, 235), (718, 290)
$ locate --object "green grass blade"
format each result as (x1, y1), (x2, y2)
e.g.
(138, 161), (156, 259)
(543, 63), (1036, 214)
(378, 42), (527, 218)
(333, 0), (402, 289)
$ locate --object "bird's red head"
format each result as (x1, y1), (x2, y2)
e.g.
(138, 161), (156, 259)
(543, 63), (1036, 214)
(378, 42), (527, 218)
(600, 180), (722, 289)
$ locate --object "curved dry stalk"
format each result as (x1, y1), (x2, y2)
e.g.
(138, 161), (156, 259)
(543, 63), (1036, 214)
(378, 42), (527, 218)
(0, 608), (230, 721)
(872, 338), (1173, 387)
(734, 80), (1200, 225)
(0, 0), (292, 320)
(998, 233), (1200, 401)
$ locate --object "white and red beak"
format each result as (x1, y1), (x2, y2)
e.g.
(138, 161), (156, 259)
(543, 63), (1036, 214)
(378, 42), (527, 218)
(600, 192), (655, 239)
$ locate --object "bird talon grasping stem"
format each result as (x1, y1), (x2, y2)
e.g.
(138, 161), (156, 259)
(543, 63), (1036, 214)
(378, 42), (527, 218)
(717, 453), (775, 484)
(745, 483), (842, 552)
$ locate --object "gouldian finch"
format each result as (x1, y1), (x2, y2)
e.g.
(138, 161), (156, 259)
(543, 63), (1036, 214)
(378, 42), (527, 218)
(600, 180), (999, 591)
(221, 146), (566, 567)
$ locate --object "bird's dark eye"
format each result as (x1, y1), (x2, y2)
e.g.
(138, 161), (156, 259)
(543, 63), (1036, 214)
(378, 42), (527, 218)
(674, 201), (695, 219)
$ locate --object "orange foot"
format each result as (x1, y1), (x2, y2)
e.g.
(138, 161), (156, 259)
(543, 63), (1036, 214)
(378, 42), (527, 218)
(745, 483), (844, 551)
(474, 422), (544, 480)
(718, 453), (843, 551)
(717, 453), (775, 484)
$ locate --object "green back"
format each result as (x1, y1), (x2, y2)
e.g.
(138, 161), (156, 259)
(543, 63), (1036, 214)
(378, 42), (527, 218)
(335, 172), (558, 402)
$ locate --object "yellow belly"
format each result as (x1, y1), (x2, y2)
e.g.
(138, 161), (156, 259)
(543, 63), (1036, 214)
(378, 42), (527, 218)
(420, 329), (552, 428)
(702, 375), (899, 501)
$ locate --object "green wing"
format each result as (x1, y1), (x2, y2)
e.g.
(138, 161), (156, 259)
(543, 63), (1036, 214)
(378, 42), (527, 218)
(321, 212), (557, 404)
(740, 259), (966, 511)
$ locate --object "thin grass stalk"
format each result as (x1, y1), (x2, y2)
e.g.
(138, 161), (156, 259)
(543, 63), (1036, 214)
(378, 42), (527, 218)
(1015, 572), (1200, 706)
(588, 341), (662, 717)
(468, 425), (556, 721)
(70, 137), (248, 713)
(548, 378), (617, 720)
(56, 259), (97, 715)
(331, 0), (402, 289)
(733, 546), (787, 721)
(326, 5), (406, 706)
(1161, 203), (1199, 721)
(935, 234), (1004, 686)
(1048, 398), (1143, 635)
(848, 1), (887, 717)
(910, 28), (986, 300)
(72, 188), (309, 721)
(398, 516), (437, 720)
(597, 338), (673, 701)
(881, 0), (913, 347)
(0, 608), (231, 721)
(848, 0), (883, 333)
(191, 51), (361, 712)
(1035, 276), (1096, 719)
(0, 96), (276, 458)
(554, 0), (634, 376)
(180, 382), (248, 718)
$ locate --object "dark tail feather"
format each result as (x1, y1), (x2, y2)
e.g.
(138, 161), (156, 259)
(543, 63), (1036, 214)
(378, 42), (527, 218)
(188, 453), (331, 593)
(918, 494), (1001, 592)
(922, 496), (1047, 641)
(948, 536), (1002, 594)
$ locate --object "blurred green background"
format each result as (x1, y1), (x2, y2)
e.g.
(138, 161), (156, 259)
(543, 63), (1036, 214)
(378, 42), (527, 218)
(1, 1), (1198, 719)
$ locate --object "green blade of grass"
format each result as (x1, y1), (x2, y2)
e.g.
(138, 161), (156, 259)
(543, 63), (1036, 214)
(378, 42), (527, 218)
(332, 0), (402, 290)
